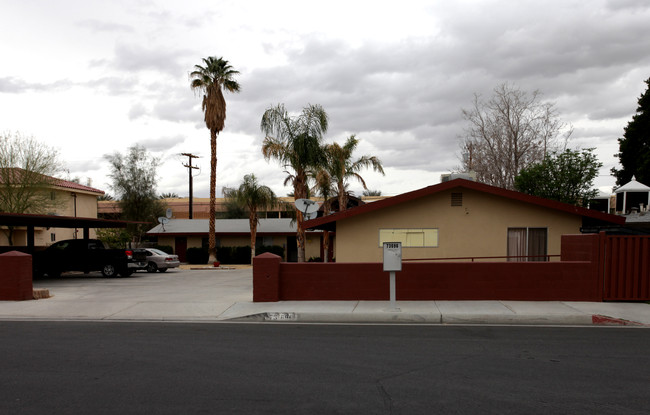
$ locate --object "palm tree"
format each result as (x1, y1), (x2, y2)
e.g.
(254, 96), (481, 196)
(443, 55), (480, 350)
(325, 135), (385, 211)
(261, 103), (328, 262)
(311, 167), (335, 262)
(190, 56), (240, 264)
(223, 174), (278, 264)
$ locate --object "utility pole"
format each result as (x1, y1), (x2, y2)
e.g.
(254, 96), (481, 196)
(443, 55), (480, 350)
(182, 153), (199, 219)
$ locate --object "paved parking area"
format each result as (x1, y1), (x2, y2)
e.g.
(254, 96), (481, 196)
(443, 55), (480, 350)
(0, 268), (252, 321)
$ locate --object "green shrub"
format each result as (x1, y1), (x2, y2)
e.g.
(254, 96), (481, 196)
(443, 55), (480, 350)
(213, 245), (285, 264)
(186, 247), (209, 264)
(258, 245), (285, 258)
(216, 246), (248, 264)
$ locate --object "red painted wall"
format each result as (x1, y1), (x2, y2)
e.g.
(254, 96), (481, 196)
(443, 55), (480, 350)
(603, 235), (650, 301)
(254, 234), (602, 302)
(0, 251), (33, 301)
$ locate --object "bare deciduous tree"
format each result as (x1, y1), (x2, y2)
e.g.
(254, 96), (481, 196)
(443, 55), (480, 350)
(0, 131), (65, 245)
(460, 83), (571, 190)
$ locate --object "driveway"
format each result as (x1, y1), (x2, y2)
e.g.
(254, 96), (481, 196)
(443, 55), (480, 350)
(0, 268), (252, 321)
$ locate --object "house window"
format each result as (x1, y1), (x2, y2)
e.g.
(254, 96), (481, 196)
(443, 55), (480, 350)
(379, 229), (438, 248)
(507, 228), (547, 262)
(451, 192), (463, 206)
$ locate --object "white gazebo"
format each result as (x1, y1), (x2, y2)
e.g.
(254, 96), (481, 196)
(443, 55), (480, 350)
(615, 176), (650, 213)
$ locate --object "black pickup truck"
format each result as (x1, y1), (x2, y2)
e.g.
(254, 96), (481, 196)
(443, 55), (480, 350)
(33, 239), (147, 278)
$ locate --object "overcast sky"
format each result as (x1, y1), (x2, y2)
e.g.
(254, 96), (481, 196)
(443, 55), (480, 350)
(2, 0), (649, 198)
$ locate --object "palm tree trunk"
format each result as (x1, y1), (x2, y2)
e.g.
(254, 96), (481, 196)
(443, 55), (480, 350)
(338, 181), (347, 212)
(208, 130), (218, 264)
(294, 175), (307, 262)
(249, 212), (257, 265)
(5, 227), (14, 246)
(323, 231), (329, 262)
(296, 210), (306, 263)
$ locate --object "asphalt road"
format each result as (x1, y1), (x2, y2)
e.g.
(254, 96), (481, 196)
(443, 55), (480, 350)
(1, 322), (648, 414)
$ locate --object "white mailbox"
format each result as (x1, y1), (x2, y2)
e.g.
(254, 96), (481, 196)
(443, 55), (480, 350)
(383, 242), (402, 272)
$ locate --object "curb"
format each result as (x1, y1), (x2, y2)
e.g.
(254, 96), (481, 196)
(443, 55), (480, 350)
(229, 312), (441, 324)
(228, 312), (619, 326)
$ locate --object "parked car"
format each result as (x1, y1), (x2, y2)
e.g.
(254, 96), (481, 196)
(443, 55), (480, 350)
(143, 248), (180, 273)
(33, 239), (147, 278)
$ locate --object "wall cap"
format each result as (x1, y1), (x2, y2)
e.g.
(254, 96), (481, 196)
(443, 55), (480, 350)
(0, 250), (32, 257)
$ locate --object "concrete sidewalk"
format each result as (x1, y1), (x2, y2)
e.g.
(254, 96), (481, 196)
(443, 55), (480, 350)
(1, 267), (649, 326)
(223, 300), (650, 326)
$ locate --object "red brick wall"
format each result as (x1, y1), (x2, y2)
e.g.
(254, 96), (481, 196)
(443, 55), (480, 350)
(254, 234), (602, 302)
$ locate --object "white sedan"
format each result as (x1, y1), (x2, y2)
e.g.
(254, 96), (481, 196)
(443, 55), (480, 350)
(144, 248), (180, 273)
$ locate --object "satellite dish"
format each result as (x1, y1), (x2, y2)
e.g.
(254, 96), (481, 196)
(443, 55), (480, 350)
(295, 198), (319, 214)
(158, 217), (170, 225)
(166, 208), (173, 219)
(305, 211), (318, 220)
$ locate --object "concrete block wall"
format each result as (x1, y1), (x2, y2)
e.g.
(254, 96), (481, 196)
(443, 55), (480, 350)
(254, 234), (602, 302)
(0, 251), (33, 301)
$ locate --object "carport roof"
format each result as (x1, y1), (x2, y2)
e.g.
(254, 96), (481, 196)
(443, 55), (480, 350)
(147, 218), (317, 236)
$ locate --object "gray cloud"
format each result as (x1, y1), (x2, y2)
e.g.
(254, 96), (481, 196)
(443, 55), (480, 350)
(92, 76), (141, 96)
(0, 77), (73, 93)
(151, 93), (200, 124)
(128, 102), (148, 120)
(138, 1), (648, 188)
(76, 19), (134, 33)
(67, 159), (103, 172)
(7, 0), (650, 200)
(221, 0), (650, 180)
(92, 42), (195, 78)
(137, 135), (185, 153)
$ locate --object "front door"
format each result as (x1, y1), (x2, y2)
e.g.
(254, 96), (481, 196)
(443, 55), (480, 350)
(286, 236), (297, 262)
(175, 237), (187, 262)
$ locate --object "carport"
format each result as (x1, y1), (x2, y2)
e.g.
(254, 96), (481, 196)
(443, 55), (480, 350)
(0, 212), (135, 300)
(0, 212), (130, 253)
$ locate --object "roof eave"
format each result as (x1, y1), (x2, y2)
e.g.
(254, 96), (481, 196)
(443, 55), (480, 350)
(304, 179), (626, 228)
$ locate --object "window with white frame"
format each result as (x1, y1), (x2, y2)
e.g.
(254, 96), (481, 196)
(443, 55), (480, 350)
(379, 228), (438, 248)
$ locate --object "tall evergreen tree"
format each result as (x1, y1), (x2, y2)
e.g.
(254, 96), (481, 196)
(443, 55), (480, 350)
(612, 78), (650, 186)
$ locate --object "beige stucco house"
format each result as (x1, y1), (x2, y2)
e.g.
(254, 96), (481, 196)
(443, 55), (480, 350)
(305, 179), (625, 263)
(0, 169), (104, 246)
